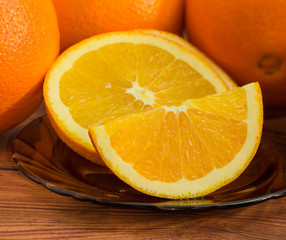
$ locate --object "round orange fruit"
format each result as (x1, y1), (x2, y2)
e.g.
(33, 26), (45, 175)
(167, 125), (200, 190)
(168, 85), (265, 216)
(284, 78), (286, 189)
(0, 0), (59, 133)
(186, 0), (286, 106)
(52, 0), (185, 51)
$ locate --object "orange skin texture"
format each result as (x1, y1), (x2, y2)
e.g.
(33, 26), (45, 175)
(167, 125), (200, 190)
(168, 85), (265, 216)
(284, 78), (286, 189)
(0, 0), (59, 133)
(186, 0), (286, 106)
(52, 0), (185, 51)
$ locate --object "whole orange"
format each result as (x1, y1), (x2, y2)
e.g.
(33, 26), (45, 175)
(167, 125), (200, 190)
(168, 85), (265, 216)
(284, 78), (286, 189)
(0, 0), (59, 133)
(186, 0), (286, 106)
(52, 0), (185, 51)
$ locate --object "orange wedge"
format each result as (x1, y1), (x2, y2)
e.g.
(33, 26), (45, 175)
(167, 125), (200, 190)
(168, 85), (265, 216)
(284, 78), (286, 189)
(89, 83), (263, 199)
(44, 30), (230, 166)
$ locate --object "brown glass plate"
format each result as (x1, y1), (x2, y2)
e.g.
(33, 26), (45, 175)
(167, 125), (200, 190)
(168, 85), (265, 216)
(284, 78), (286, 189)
(12, 116), (286, 210)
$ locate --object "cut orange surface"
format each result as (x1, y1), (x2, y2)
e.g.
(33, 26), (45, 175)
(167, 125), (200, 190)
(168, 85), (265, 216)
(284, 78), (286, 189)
(89, 83), (263, 199)
(141, 29), (238, 90)
(44, 30), (230, 166)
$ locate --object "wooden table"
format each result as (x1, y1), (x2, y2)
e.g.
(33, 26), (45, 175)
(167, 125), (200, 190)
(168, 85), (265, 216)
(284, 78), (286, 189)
(1, 104), (286, 239)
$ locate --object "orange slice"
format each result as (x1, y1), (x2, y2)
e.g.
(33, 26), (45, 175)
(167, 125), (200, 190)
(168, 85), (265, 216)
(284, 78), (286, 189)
(44, 30), (230, 166)
(89, 83), (263, 199)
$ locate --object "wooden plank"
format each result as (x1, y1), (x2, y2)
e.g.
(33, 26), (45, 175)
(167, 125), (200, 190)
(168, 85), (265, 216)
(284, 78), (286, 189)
(0, 170), (285, 239)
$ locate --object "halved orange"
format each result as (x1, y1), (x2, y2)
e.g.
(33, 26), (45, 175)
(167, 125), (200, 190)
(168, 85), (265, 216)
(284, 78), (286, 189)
(89, 83), (263, 199)
(44, 30), (230, 166)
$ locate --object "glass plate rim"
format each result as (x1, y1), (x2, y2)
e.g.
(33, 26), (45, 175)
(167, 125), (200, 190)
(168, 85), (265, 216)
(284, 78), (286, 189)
(14, 163), (286, 210)
(12, 116), (286, 211)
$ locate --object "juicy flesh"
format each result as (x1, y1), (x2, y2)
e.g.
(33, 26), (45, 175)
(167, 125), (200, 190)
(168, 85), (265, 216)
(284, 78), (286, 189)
(104, 87), (248, 182)
(59, 43), (217, 128)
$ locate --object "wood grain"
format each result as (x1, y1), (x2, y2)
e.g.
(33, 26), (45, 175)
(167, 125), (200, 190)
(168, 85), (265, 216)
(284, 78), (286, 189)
(1, 170), (286, 239)
(0, 106), (286, 239)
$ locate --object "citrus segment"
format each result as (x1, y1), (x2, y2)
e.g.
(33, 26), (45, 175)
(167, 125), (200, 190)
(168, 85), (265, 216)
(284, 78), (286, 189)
(44, 30), (229, 165)
(89, 83), (263, 199)
(141, 29), (238, 90)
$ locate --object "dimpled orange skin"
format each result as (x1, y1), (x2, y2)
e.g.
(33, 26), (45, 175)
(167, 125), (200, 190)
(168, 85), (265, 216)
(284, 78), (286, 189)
(52, 0), (185, 51)
(0, 0), (59, 133)
(186, 0), (286, 106)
